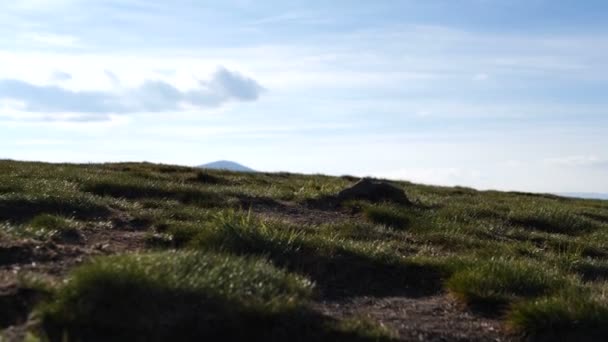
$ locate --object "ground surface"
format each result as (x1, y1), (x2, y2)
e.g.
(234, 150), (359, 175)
(1, 160), (607, 341)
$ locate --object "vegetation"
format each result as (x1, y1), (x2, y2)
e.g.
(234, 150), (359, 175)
(446, 258), (574, 310)
(508, 286), (608, 340)
(0, 160), (608, 341)
(363, 204), (413, 230)
(40, 252), (317, 341)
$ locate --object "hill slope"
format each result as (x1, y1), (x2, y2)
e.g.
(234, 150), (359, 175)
(197, 160), (255, 172)
(1, 160), (608, 341)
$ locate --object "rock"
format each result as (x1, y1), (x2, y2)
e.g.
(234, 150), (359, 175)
(52, 228), (85, 245)
(337, 178), (411, 204)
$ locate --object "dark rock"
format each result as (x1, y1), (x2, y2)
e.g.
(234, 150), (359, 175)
(337, 178), (411, 204)
(52, 228), (85, 244)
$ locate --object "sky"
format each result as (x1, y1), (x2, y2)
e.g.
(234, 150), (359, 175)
(1, 0), (608, 193)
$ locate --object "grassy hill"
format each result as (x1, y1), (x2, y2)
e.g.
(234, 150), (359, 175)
(1, 160), (608, 341)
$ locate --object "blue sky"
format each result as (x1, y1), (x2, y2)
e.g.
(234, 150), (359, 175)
(1, 0), (608, 193)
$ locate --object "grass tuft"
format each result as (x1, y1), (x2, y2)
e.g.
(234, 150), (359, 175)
(0, 194), (109, 223)
(83, 180), (225, 207)
(28, 214), (82, 243)
(29, 214), (72, 231)
(190, 210), (443, 298)
(39, 251), (314, 341)
(38, 251), (393, 341)
(508, 207), (596, 235)
(363, 205), (412, 230)
(508, 289), (608, 340)
(446, 259), (571, 311)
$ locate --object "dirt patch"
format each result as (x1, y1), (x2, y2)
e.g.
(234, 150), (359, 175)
(254, 200), (354, 226)
(315, 295), (514, 342)
(0, 213), (150, 332)
(301, 252), (444, 300)
(0, 241), (60, 267)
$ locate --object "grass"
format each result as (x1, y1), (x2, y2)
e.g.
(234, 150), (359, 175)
(508, 288), (608, 340)
(28, 214), (82, 243)
(363, 205), (413, 230)
(38, 251), (391, 341)
(136, 209), (442, 298)
(0, 214), (82, 242)
(0, 194), (110, 223)
(508, 206), (596, 235)
(188, 170), (224, 184)
(446, 258), (573, 311)
(82, 179), (226, 207)
(1, 160), (608, 340)
(28, 214), (72, 231)
(186, 210), (444, 298)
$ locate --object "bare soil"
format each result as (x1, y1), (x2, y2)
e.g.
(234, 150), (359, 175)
(316, 296), (514, 342)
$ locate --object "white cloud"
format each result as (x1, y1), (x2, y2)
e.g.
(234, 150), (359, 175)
(0, 67), (264, 120)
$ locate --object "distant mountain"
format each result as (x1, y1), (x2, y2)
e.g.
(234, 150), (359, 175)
(558, 193), (608, 200)
(197, 160), (255, 172)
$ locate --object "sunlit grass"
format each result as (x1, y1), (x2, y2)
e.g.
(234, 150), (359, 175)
(1, 160), (608, 339)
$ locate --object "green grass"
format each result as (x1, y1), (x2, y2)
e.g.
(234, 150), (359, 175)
(188, 170), (224, 184)
(28, 214), (73, 231)
(28, 214), (82, 242)
(446, 258), (573, 311)
(0, 194), (110, 223)
(82, 179), (226, 207)
(508, 206), (596, 235)
(172, 210), (443, 298)
(1, 160), (608, 340)
(508, 287), (608, 340)
(0, 214), (82, 242)
(38, 251), (391, 341)
(363, 205), (412, 230)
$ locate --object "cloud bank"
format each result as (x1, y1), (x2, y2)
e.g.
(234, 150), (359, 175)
(0, 67), (264, 117)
